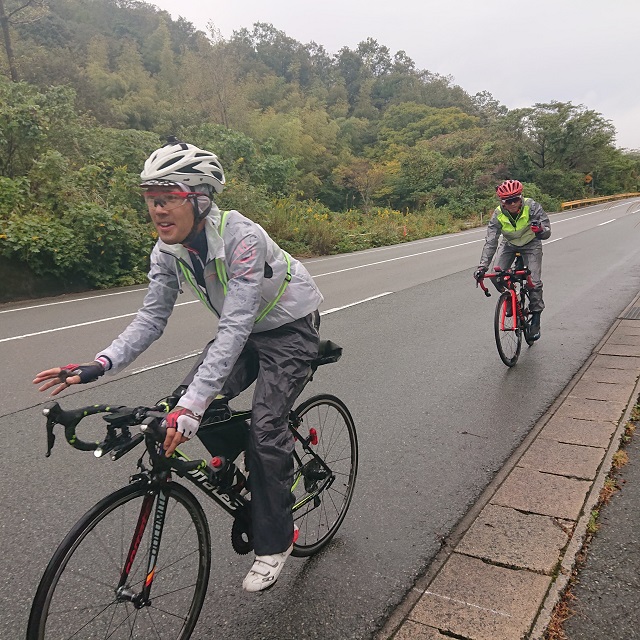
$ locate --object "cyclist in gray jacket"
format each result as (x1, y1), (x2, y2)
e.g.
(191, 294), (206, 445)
(473, 179), (551, 340)
(34, 138), (324, 592)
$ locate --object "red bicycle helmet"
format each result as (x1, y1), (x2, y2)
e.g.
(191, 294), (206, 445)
(496, 180), (523, 199)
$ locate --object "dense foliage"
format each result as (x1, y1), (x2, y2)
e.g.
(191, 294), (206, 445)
(1, 0), (638, 291)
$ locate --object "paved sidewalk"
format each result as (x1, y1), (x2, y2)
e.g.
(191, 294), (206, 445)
(377, 294), (640, 640)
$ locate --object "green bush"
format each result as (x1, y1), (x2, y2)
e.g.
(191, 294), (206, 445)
(60, 203), (154, 288)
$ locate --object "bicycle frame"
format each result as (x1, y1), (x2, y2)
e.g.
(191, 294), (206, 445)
(477, 259), (535, 335)
(40, 394), (340, 606)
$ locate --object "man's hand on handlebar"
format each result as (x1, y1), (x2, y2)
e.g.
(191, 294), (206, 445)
(473, 266), (488, 282)
(33, 361), (106, 396)
(163, 406), (201, 457)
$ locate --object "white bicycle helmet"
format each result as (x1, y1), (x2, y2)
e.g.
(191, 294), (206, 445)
(140, 138), (226, 193)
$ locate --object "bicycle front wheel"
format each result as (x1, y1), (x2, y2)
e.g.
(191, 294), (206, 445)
(494, 291), (522, 367)
(27, 482), (211, 640)
(290, 394), (358, 557)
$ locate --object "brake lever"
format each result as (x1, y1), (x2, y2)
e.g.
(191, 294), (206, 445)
(45, 414), (56, 457)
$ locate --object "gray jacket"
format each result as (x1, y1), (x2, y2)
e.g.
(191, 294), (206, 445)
(479, 199), (551, 267)
(96, 205), (323, 415)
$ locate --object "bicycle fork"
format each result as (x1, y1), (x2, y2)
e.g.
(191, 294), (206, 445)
(500, 291), (519, 331)
(116, 489), (168, 608)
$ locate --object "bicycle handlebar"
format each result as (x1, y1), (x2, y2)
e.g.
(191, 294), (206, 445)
(476, 266), (533, 297)
(42, 402), (207, 476)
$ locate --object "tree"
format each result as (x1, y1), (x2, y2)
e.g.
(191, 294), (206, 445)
(0, 0), (47, 80)
(0, 77), (76, 177)
(334, 157), (394, 213)
(377, 102), (479, 148)
(516, 101), (616, 172)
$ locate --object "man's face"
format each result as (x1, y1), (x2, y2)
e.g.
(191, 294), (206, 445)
(143, 187), (196, 244)
(501, 196), (523, 215)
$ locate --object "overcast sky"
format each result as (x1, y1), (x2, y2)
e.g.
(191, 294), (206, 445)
(149, 0), (639, 151)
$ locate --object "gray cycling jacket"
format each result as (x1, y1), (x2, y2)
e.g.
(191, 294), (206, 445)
(479, 198), (551, 268)
(96, 204), (323, 415)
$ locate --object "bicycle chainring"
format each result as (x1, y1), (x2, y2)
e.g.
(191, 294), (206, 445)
(231, 515), (253, 555)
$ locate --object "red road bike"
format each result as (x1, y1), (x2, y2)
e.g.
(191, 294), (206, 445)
(476, 253), (537, 367)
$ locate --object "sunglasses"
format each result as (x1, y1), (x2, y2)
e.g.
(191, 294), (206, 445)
(500, 196), (522, 205)
(143, 191), (205, 211)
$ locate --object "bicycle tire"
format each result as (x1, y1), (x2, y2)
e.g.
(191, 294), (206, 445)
(290, 394), (358, 557)
(522, 290), (536, 347)
(494, 291), (522, 367)
(27, 482), (211, 640)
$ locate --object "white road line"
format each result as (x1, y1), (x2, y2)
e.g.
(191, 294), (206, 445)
(544, 237), (563, 244)
(320, 292), (392, 315)
(555, 201), (636, 224)
(129, 351), (202, 374)
(0, 300), (198, 344)
(598, 219), (616, 226)
(314, 239), (484, 278)
(1, 292), (392, 344)
(303, 228), (486, 263)
(0, 288), (147, 314)
(59, 293), (396, 376)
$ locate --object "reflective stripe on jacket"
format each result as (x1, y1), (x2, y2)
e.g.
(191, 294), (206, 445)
(176, 211), (292, 324)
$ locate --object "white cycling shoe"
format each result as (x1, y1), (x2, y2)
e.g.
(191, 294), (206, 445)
(242, 526), (299, 593)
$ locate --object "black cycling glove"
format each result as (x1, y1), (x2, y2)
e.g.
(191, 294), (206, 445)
(473, 266), (488, 281)
(59, 361), (106, 384)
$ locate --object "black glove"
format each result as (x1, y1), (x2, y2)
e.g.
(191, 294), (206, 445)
(473, 266), (488, 281)
(59, 361), (106, 384)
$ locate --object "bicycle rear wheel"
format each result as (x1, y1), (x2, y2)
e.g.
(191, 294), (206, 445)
(494, 291), (522, 367)
(290, 394), (358, 557)
(27, 482), (211, 640)
(522, 290), (536, 347)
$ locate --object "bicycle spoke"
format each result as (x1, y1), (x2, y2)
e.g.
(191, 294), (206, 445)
(29, 483), (210, 640)
(291, 395), (357, 556)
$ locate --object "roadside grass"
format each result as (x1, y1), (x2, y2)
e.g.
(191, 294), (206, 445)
(544, 402), (640, 640)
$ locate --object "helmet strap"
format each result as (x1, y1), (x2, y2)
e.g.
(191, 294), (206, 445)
(180, 197), (208, 245)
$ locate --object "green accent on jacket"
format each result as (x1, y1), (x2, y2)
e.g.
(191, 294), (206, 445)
(178, 211), (292, 323)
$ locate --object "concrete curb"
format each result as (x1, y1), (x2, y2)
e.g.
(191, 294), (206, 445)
(376, 292), (640, 640)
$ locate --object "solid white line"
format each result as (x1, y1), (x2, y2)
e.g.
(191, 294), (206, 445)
(598, 219), (615, 226)
(320, 292), (392, 315)
(544, 237), (563, 244)
(37, 293), (396, 375)
(1, 292), (394, 344)
(555, 201), (635, 224)
(129, 351), (202, 374)
(0, 288), (147, 314)
(303, 228), (486, 264)
(0, 300), (198, 344)
(314, 239), (484, 278)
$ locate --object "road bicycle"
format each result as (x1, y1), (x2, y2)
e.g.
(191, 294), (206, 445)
(27, 339), (357, 640)
(476, 254), (537, 367)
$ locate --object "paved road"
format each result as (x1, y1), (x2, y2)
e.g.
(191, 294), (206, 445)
(2, 198), (640, 639)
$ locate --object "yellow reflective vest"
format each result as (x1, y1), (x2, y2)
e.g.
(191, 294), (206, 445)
(495, 198), (536, 246)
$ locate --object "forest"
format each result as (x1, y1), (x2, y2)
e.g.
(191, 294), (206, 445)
(1, 0), (639, 295)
